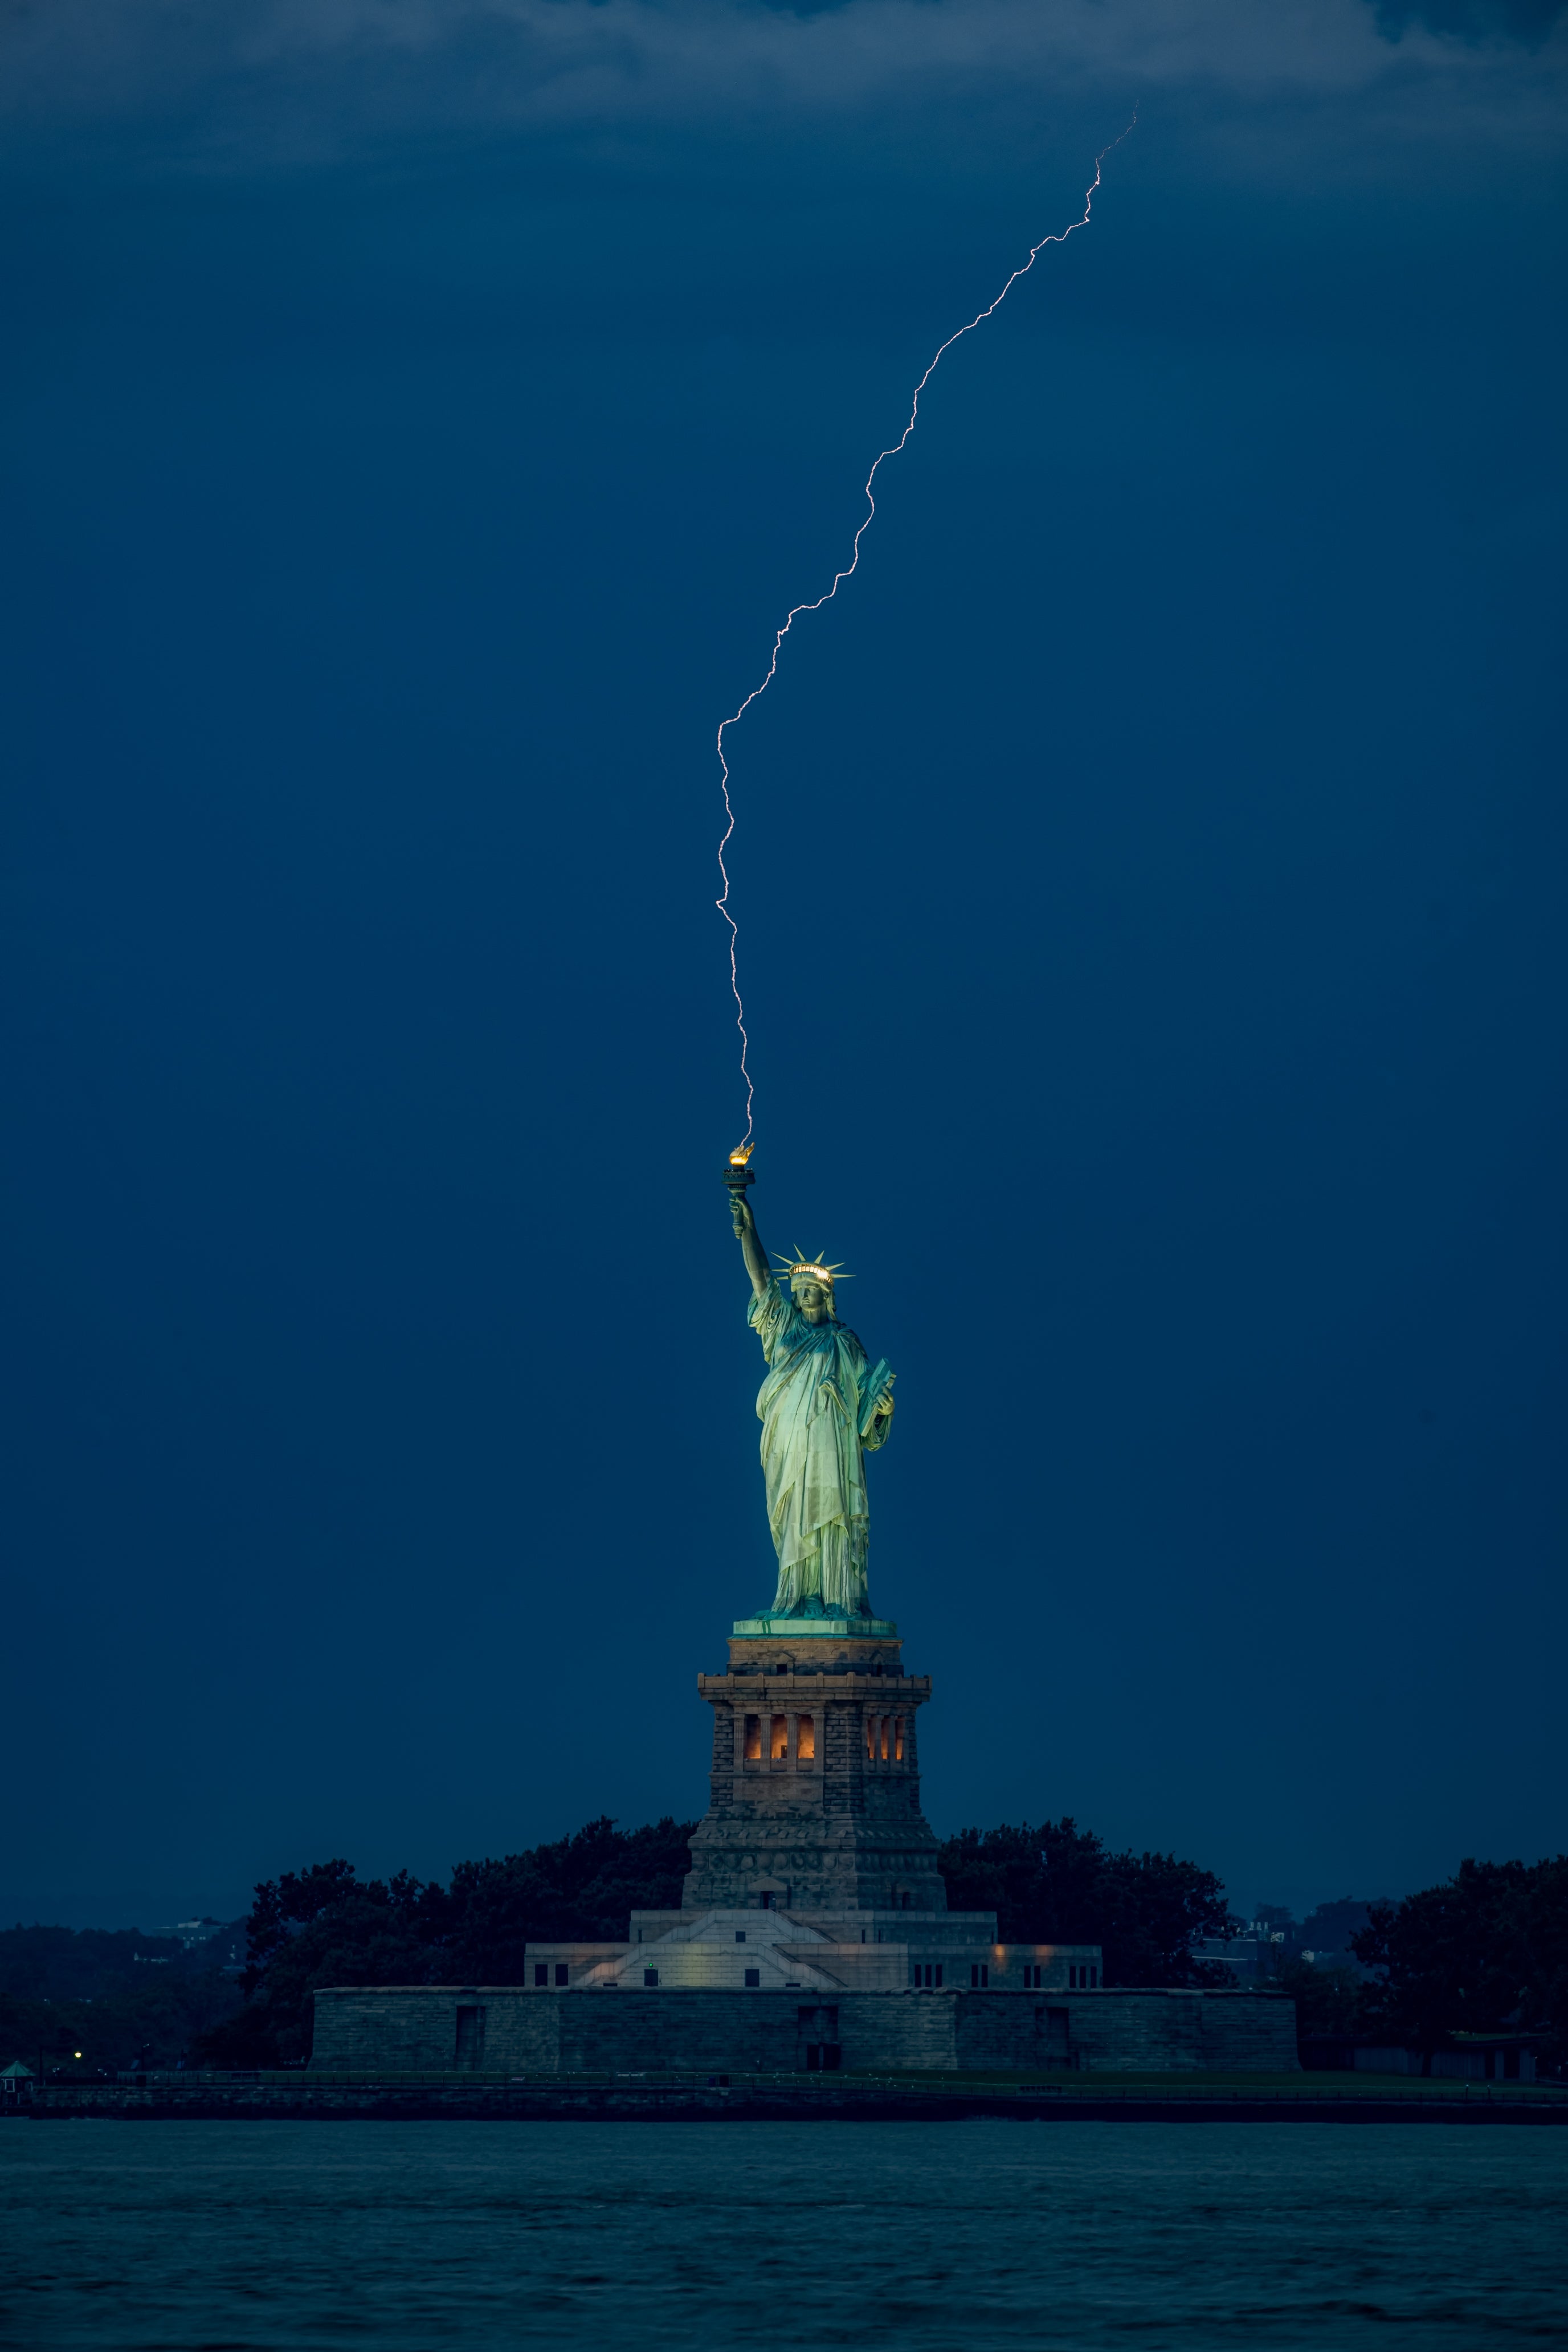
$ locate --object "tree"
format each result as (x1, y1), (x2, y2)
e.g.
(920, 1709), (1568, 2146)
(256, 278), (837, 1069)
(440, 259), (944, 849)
(442, 1816), (696, 1981)
(0, 1921), (246, 2003)
(197, 1818), (699, 2066)
(936, 1818), (1235, 1986)
(0, 1974), (242, 2076)
(198, 1861), (454, 2067)
(1517, 1857), (1568, 2074)
(1352, 1855), (1568, 2074)
(1268, 1957), (1366, 2039)
(0, 1921), (246, 2073)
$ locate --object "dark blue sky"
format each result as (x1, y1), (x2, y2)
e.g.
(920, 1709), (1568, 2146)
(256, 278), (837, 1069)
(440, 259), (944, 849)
(3, 0), (1563, 1931)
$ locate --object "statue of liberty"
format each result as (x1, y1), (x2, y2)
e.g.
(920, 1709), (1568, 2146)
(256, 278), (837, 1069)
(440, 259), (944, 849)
(730, 1180), (895, 1620)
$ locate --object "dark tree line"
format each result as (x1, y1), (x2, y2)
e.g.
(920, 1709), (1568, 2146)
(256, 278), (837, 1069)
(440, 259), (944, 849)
(1349, 1857), (1568, 2071)
(0, 1924), (246, 2076)
(936, 1819), (1235, 1987)
(197, 1812), (1236, 2064)
(200, 1816), (698, 2064)
(1259, 1858), (1568, 2073)
(17, 1834), (1566, 2076)
(0, 1924), (236, 2002)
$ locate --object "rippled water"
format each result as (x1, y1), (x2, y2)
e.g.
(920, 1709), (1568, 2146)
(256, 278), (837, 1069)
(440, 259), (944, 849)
(5, 2118), (1567, 2349)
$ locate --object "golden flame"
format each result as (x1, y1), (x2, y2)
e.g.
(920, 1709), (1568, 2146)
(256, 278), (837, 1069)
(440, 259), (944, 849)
(728, 1142), (756, 1167)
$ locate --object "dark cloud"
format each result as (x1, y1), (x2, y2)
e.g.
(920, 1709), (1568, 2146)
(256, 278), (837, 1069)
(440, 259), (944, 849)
(0, 0), (1560, 161)
(1374, 0), (1566, 40)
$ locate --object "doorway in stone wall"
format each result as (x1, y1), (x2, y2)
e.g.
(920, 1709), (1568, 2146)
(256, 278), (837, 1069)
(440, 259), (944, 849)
(797, 2004), (840, 2071)
(454, 2006), (487, 2069)
(1039, 2006), (1071, 2069)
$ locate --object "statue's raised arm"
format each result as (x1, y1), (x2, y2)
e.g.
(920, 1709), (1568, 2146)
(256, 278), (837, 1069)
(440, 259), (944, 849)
(730, 1185), (771, 1301)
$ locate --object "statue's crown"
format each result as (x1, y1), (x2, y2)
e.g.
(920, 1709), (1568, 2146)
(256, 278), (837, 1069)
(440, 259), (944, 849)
(774, 1249), (851, 1288)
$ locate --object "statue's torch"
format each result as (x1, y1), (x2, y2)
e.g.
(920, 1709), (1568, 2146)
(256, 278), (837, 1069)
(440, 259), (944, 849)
(725, 1140), (756, 1205)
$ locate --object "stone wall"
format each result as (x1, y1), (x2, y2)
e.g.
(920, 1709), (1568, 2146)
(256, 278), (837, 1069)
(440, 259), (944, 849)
(312, 1986), (1299, 2075)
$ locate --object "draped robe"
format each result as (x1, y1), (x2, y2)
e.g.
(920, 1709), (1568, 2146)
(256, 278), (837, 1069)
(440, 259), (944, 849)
(748, 1278), (894, 1617)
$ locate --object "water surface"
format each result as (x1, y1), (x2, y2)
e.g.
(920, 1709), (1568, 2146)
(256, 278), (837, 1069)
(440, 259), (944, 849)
(6, 2119), (1567, 2349)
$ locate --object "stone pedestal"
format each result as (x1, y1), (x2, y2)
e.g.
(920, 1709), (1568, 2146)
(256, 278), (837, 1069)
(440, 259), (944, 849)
(310, 1604), (1304, 2079)
(681, 1626), (948, 1914)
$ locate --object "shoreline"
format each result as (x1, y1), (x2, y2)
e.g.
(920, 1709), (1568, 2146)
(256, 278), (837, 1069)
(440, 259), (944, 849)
(10, 2073), (1567, 2126)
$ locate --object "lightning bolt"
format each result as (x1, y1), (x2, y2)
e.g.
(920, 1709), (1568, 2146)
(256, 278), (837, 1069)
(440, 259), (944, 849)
(715, 116), (1137, 1151)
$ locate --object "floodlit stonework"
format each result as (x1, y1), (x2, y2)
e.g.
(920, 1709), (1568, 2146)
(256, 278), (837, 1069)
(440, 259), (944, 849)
(309, 1620), (1298, 2076)
(312, 1983), (1299, 2075)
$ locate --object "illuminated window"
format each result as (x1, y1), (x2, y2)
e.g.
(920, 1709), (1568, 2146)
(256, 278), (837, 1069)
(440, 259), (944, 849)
(744, 1714), (762, 1761)
(770, 1713), (788, 1761)
(894, 1716), (905, 1762)
(880, 1718), (890, 1762)
(865, 1716), (876, 1761)
(796, 1715), (815, 1761)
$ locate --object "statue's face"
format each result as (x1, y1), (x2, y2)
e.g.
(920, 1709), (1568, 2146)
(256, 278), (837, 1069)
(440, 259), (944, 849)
(793, 1279), (831, 1324)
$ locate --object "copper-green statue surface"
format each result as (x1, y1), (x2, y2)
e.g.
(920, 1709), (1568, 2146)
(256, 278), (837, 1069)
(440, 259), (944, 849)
(730, 1186), (895, 1619)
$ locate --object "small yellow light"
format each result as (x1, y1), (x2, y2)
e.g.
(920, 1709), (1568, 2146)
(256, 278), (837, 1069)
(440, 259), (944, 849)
(72, 2051), (83, 2059)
